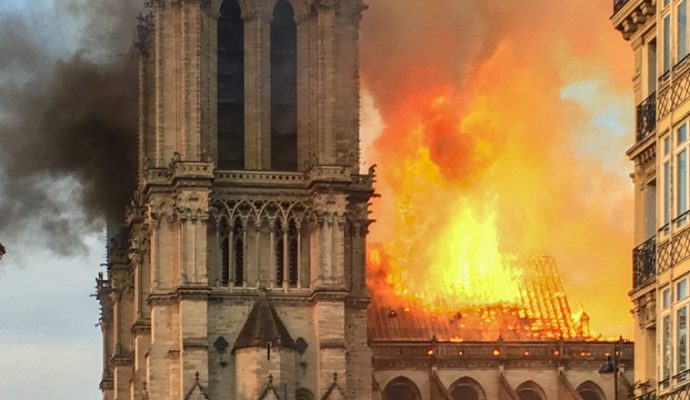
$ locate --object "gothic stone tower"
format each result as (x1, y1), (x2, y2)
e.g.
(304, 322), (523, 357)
(95, 0), (374, 399)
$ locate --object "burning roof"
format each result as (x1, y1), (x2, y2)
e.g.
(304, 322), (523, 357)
(368, 256), (591, 342)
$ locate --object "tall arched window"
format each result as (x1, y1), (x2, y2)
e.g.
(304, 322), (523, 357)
(451, 386), (480, 400)
(217, 0), (245, 169)
(233, 218), (245, 286)
(287, 220), (299, 287)
(270, 0), (298, 171)
(450, 377), (485, 400)
(383, 377), (421, 400)
(576, 381), (605, 400)
(515, 381), (546, 400)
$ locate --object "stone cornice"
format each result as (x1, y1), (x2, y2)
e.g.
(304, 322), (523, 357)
(611, 0), (655, 41)
(371, 340), (634, 371)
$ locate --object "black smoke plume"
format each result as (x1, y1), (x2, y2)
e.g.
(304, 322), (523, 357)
(0, 0), (141, 255)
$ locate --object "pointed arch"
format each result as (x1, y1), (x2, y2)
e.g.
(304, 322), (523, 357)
(449, 377), (486, 400)
(515, 381), (546, 400)
(576, 380), (605, 400)
(383, 376), (421, 400)
(270, 0), (298, 171)
(232, 216), (245, 286)
(218, 0), (245, 169)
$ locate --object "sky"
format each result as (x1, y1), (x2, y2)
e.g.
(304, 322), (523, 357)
(0, 1), (120, 398)
(0, 0), (634, 398)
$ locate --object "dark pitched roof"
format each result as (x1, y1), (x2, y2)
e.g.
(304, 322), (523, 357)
(233, 294), (295, 352)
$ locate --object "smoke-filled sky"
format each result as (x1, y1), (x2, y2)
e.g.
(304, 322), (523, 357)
(0, 0), (633, 397)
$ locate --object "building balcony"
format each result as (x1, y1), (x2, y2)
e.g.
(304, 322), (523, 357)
(614, 0), (631, 14)
(633, 236), (656, 290)
(658, 380), (690, 399)
(633, 391), (655, 400)
(637, 92), (656, 142)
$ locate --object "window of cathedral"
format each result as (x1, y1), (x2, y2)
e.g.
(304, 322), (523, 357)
(270, 0), (298, 171)
(515, 381), (546, 400)
(451, 385), (480, 400)
(383, 377), (421, 400)
(275, 219), (299, 288)
(218, 0), (245, 170)
(221, 233), (230, 286)
(275, 219), (285, 286)
(233, 218), (245, 286)
(449, 377), (485, 400)
(575, 381), (605, 400)
(287, 220), (299, 287)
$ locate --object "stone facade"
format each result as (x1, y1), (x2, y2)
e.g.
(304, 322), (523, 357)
(613, 0), (690, 398)
(370, 340), (634, 400)
(96, 1), (371, 399)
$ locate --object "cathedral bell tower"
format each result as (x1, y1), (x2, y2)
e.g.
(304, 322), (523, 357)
(96, 0), (373, 399)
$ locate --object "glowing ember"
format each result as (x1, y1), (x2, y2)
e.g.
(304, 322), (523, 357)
(368, 252), (592, 341)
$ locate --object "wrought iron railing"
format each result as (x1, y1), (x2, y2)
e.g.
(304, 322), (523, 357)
(614, 0), (632, 13)
(633, 236), (656, 289)
(634, 391), (657, 400)
(658, 381), (690, 399)
(637, 92), (657, 142)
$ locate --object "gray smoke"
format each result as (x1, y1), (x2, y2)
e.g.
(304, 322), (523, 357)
(0, 0), (141, 255)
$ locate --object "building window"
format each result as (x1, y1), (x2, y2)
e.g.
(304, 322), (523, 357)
(383, 377), (421, 400)
(664, 314), (672, 387)
(274, 219), (299, 288)
(275, 220), (285, 286)
(233, 219), (245, 286)
(679, 279), (688, 300)
(665, 287), (672, 309)
(646, 180), (658, 238)
(221, 233), (230, 286)
(665, 160), (672, 232)
(217, 0), (245, 170)
(515, 382), (546, 400)
(451, 386), (480, 400)
(576, 381), (605, 400)
(665, 15), (672, 73)
(678, 150), (688, 225)
(678, 124), (690, 226)
(287, 221), (299, 287)
(679, 307), (688, 381)
(450, 378), (485, 400)
(680, 1), (688, 61)
(270, 0), (298, 171)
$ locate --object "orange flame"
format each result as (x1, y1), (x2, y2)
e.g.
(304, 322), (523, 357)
(361, 0), (634, 338)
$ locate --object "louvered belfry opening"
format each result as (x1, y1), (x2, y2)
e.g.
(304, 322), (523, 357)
(270, 0), (298, 171)
(217, 0), (245, 169)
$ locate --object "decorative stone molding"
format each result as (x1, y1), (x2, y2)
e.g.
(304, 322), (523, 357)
(633, 289), (657, 329)
(612, 0), (655, 41)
